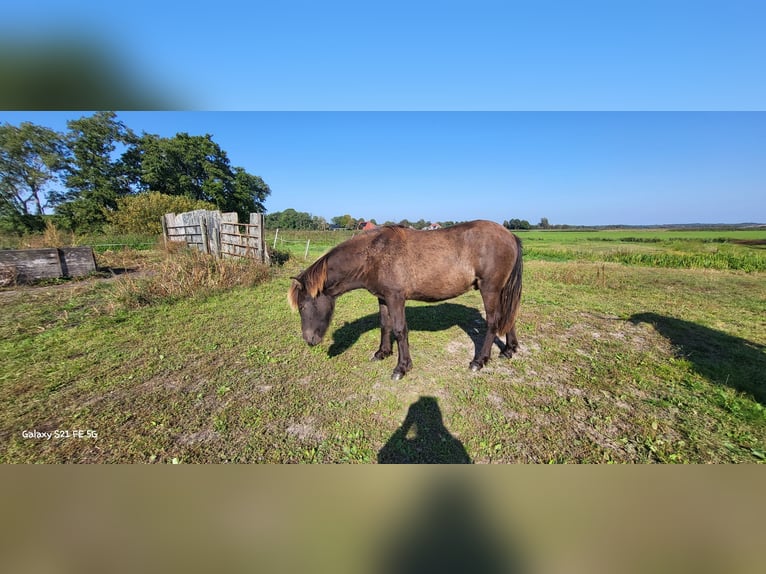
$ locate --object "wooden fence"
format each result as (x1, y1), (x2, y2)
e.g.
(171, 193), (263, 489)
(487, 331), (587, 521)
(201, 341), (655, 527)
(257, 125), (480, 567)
(161, 210), (268, 263)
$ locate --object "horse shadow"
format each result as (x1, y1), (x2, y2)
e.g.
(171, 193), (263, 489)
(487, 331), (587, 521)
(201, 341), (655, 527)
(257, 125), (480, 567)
(375, 474), (526, 573)
(378, 396), (471, 464)
(328, 302), (506, 359)
(629, 312), (766, 406)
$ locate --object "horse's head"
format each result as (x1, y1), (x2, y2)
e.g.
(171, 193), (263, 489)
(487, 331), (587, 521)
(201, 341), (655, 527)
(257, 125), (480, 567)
(289, 276), (336, 346)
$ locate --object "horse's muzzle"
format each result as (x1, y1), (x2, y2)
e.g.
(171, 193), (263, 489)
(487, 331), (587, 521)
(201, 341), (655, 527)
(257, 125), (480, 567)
(304, 332), (323, 346)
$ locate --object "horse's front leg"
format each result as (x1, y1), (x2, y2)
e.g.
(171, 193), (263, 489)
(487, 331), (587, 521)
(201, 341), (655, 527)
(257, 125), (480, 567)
(372, 298), (393, 361)
(388, 297), (413, 380)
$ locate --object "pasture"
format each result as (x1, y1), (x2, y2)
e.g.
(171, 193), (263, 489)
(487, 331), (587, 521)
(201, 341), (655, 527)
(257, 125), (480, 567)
(1, 228), (764, 463)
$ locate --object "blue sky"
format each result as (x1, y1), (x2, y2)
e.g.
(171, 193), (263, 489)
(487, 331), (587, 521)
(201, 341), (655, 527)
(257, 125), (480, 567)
(2, 2), (765, 224)
(2, 111), (764, 225)
(3, 1), (766, 110)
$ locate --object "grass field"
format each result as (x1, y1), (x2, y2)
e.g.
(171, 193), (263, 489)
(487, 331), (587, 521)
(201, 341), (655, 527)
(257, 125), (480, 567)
(1, 228), (764, 463)
(273, 227), (766, 271)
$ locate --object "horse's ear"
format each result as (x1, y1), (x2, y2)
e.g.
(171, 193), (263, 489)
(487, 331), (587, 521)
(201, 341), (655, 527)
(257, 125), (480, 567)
(290, 276), (303, 289)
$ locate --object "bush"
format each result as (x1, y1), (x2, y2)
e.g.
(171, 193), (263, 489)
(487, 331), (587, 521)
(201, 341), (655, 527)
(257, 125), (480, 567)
(269, 248), (291, 266)
(106, 192), (217, 235)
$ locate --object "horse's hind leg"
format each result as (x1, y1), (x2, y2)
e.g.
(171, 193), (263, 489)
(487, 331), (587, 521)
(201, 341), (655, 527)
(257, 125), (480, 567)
(500, 325), (518, 358)
(471, 291), (501, 371)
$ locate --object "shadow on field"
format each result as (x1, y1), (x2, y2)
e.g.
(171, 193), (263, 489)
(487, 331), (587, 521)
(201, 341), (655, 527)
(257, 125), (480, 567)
(629, 312), (766, 405)
(375, 475), (525, 573)
(378, 396), (471, 464)
(329, 302), (507, 359)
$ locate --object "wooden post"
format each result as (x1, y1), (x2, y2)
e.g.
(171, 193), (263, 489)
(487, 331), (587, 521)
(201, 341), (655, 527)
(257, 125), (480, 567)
(273, 228), (279, 249)
(249, 212), (266, 263)
(304, 239), (311, 259)
(161, 215), (169, 249)
(200, 219), (210, 254)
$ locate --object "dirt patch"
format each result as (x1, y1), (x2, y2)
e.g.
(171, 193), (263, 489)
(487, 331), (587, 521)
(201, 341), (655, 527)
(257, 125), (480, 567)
(176, 429), (221, 446)
(286, 418), (325, 442)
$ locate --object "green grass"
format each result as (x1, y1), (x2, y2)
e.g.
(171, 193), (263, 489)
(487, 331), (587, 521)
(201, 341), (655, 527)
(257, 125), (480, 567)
(1, 229), (764, 462)
(268, 228), (357, 261)
(516, 229), (766, 271)
(268, 227), (766, 271)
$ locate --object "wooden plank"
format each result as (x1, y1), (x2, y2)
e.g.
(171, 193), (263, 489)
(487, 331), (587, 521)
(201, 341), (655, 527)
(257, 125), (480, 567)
(58, 247), (96, 277)
(0, 248), (62, 282)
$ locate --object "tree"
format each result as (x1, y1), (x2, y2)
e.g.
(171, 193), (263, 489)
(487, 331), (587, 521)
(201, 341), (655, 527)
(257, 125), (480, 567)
(51, 111), (137, 231)
(266, 208), (318, 229)
(538, 217), (550, 229)
(0, 121), (67, 233)
(136, 132), (270, 221)
(503, 218), (531, 230)
(232, 167), (270, 216)
(332, 214), (357, 229)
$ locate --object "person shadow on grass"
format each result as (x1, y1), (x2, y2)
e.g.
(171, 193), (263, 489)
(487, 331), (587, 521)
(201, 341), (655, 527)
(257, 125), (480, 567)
(377, 396), (471, 464)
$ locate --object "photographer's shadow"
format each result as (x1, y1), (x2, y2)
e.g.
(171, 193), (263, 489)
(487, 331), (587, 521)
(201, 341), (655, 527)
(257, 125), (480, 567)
(378, 396), (471, 464)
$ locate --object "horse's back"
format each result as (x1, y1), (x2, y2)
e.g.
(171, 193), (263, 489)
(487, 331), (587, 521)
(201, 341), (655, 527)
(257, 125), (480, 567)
(366, 220), (518, 301)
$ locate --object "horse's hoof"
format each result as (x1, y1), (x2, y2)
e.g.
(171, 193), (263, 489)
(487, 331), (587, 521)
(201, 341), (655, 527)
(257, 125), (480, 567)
(469, 362), (482, 372)
(391, 370), (404, 381)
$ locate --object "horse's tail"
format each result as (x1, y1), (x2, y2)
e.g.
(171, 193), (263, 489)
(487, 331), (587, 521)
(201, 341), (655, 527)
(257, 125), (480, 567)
(498, 234), (523, 336)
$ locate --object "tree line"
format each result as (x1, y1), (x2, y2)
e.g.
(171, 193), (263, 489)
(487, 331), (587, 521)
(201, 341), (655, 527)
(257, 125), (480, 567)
(0, 112), (270, 234)
(267, 208), (554, 232)
(266, 209), (472, 231)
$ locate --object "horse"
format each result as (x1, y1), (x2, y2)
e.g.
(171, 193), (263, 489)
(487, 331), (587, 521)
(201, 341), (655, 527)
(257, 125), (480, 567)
(288, 220), (523, 380)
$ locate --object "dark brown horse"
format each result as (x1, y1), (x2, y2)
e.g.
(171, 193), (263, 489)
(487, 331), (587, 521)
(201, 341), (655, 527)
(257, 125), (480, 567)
(288, 220), (523, 380)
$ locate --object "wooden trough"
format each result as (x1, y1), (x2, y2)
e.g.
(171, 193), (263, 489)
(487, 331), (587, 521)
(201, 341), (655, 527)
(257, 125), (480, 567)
(0, 247), (97, 285)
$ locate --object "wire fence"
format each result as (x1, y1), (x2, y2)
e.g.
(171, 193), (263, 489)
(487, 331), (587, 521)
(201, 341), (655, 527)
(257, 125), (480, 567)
(270, 229), (357, 260)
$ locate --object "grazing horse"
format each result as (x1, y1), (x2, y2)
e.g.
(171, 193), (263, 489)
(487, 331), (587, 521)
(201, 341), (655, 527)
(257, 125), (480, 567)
(288, 220), (523, 380)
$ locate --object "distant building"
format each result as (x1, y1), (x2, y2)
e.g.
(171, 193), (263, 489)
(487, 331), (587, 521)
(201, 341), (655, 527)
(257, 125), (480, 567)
(424, 222), (442, 230)
(360, 221), (377, 230)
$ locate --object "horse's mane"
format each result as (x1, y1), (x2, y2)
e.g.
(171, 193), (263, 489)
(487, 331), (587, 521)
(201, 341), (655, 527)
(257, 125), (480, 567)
(287, 226), (406, 311)
(287, 254), (328, 310)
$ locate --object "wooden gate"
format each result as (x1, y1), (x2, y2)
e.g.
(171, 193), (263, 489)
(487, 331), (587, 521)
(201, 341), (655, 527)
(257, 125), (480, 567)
(162, 210), (268, 263)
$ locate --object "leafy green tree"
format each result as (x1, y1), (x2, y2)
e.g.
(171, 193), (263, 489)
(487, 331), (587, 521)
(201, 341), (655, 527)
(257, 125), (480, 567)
(0, 121), (67, 233)
(51, 111), (136, 231)
(332, 214), (357, 229)
(232, 167), (269, 215)
(503, 218), (531, 230)
(266, 208), (317, 229)
(136, 132), (269, 221)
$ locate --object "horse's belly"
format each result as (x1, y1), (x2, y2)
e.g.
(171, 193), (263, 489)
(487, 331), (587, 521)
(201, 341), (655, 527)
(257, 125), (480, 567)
(407, 269), (474, 302)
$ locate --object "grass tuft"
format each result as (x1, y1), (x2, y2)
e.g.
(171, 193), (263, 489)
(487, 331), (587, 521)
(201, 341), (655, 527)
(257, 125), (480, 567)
(111, 245), (272, 308)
